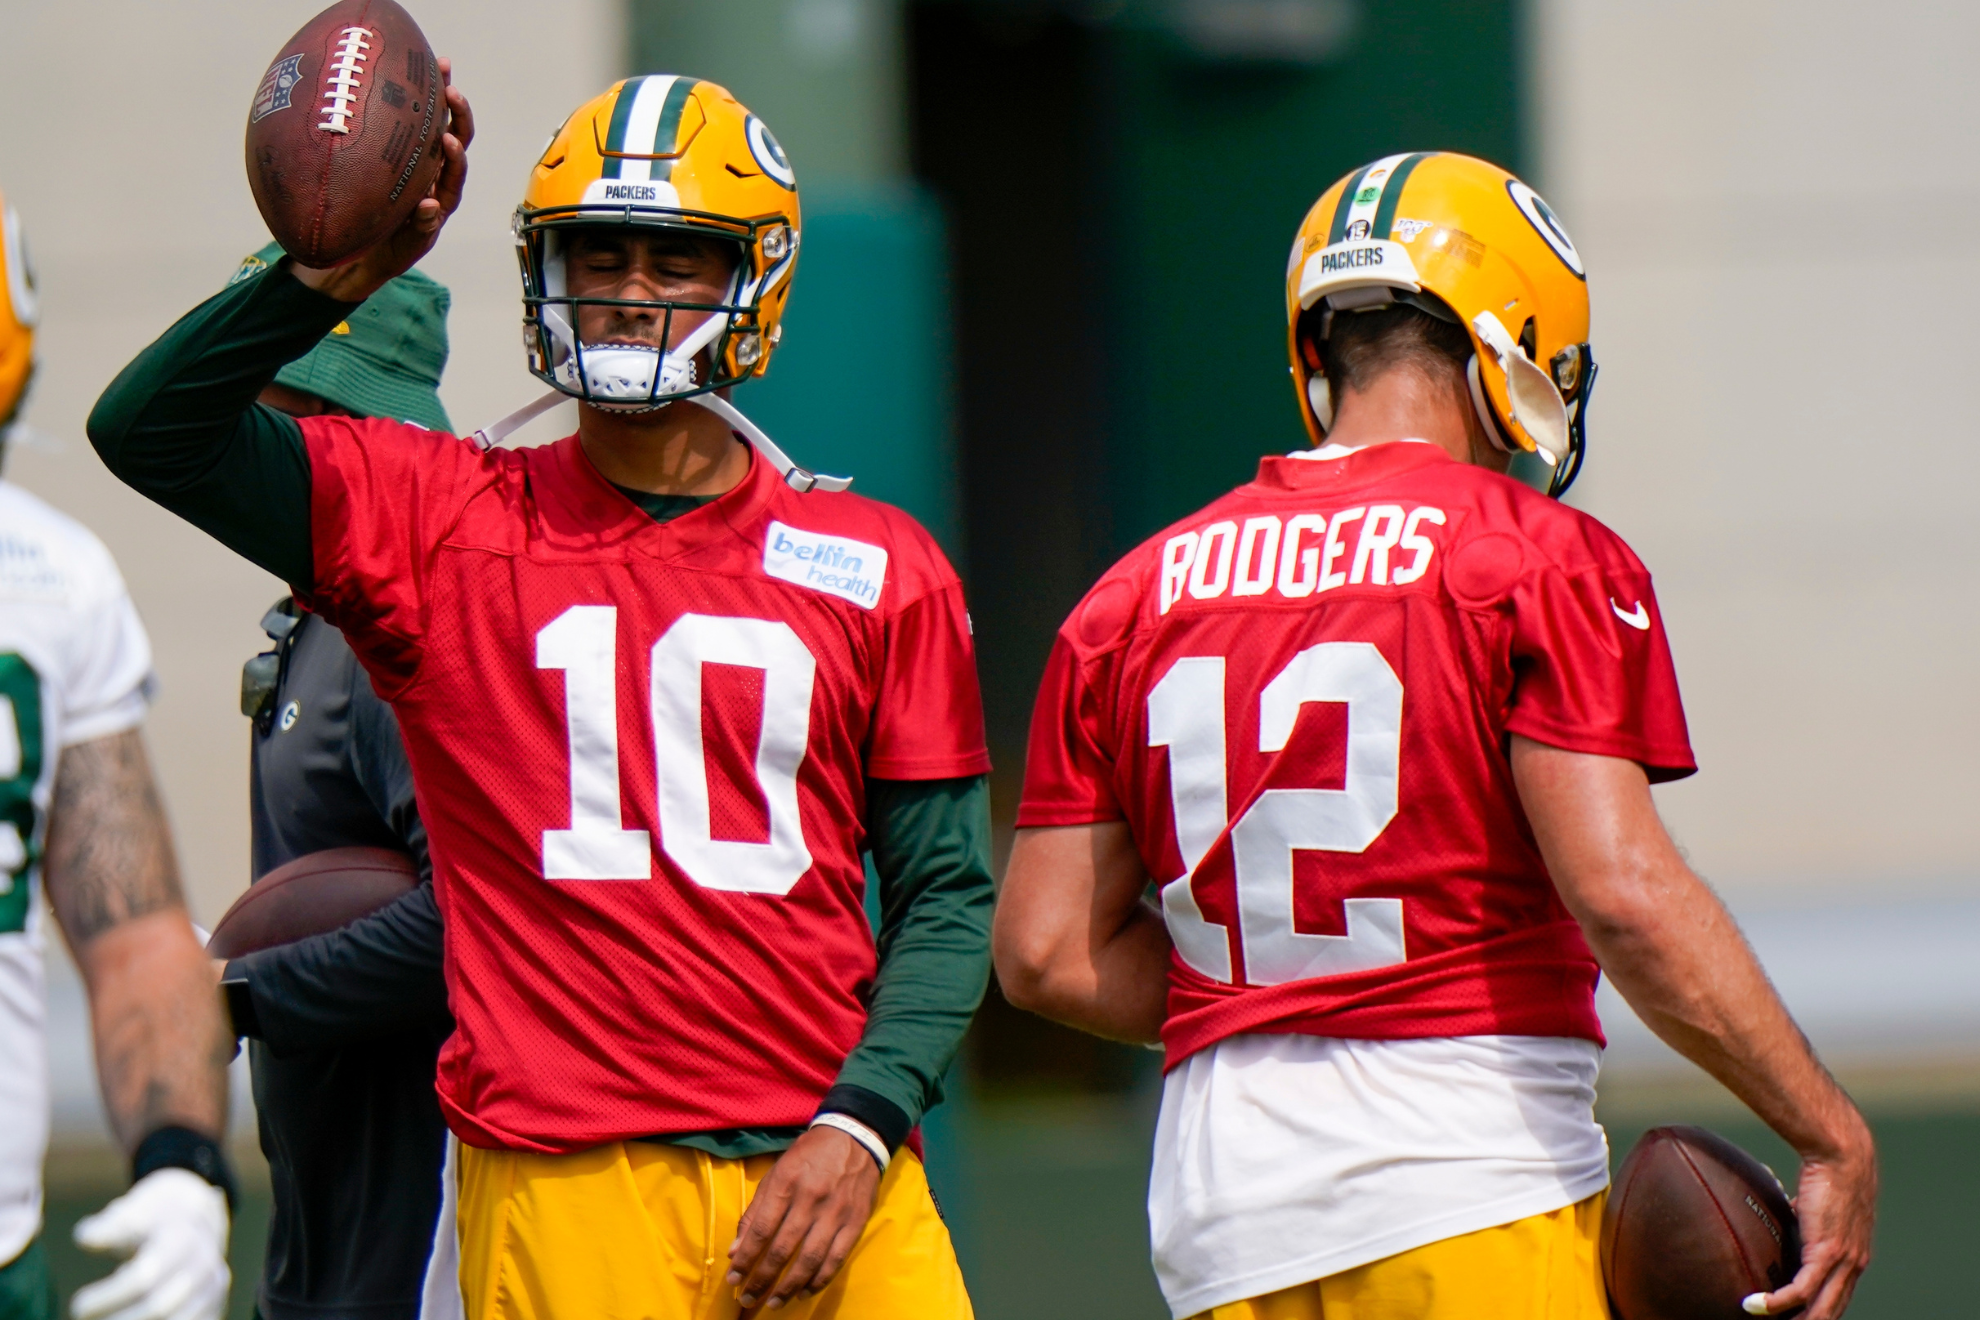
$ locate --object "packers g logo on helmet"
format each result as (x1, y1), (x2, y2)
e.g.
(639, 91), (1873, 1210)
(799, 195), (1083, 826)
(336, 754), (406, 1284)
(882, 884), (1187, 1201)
(1285, 152), (1596, 496)
(514, 75), (802, 413)
(0, 191), (38, 431)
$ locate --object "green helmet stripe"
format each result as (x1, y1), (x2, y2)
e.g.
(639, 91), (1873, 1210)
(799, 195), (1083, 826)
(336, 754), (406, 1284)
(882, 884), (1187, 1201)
(1327, 164), (1373, 244)
(600, 76), (651, 179)
(1372, 153), (1431, 240)
(648, 77), (699, 182)
(601, 75), (700, 184)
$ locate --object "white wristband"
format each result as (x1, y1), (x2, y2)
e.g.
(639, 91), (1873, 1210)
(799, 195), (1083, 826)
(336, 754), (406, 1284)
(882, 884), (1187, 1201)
(809, 1112), (890, 1171)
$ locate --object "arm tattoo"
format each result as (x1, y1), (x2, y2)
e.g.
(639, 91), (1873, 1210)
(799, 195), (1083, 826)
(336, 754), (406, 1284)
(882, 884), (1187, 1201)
(44, 728), (227, 1147)
(44, 728), (187, 943)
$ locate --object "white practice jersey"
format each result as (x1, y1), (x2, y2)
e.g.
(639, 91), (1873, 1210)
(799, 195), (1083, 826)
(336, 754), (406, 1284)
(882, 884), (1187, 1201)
(0, 479), (153, 1264)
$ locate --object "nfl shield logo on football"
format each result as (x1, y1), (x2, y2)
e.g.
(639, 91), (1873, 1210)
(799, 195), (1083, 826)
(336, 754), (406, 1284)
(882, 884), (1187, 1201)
(251, 54), (306, 123)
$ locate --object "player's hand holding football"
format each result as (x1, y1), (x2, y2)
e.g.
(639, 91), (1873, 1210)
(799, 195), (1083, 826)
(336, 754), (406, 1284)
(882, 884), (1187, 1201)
(1750, 1139), (1877, 1319)
(290, 57), (474, 305)
(726, 1125), (881, 1310)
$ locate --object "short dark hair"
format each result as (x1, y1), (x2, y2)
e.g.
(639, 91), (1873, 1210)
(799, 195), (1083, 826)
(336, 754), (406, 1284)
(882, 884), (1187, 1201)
(1309, 302), (1472, 397)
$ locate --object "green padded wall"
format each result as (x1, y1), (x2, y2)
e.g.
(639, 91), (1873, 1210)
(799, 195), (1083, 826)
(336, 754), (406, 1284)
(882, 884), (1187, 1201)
(1102, 4), (1525, 548)
(734, 185), (962, 556)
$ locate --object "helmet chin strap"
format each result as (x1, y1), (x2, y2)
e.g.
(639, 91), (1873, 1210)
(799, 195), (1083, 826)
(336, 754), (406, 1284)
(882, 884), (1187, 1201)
(468, 391), (568, 450)
(469, 388), (851, 494)
(690, 392), (851, 492)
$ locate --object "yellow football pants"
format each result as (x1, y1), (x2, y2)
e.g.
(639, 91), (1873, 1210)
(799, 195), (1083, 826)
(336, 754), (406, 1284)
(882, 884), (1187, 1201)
(1188, 1194), (1607, 1320)
(457, 1140), (973, 1320)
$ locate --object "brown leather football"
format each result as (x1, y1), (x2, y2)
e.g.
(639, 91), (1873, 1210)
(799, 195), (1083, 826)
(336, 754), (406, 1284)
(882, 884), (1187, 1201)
(207, 846), (418, 959)
(1603, 1125), (1804, 1319)
(244, 0), (444, 267)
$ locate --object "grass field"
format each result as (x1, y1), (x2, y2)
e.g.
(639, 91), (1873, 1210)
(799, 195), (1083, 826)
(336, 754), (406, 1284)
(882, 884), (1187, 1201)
(42, 1086), (1974, 1320)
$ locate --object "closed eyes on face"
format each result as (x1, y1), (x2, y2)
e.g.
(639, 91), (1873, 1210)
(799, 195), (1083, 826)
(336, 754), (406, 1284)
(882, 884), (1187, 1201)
(563, 230), (740, 351)
(565, 231), (737, 302)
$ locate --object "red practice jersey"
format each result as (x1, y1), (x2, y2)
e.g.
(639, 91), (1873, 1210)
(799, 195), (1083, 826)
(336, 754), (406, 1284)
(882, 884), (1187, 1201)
(1018, 442), (1694, 1066)
(299, 421), (989, 1152)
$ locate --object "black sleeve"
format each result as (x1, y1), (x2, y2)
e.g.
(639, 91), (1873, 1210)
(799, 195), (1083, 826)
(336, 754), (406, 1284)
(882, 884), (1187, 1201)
(87, 265), (360, 589)
(221, 621), (449, 1052)
(224, 880), (449, 1053)
(223, 657), (448, 1050)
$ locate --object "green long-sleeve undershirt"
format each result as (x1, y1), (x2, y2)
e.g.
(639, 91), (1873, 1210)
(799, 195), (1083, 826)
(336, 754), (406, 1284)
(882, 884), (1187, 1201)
(89, 266), (991, 1154)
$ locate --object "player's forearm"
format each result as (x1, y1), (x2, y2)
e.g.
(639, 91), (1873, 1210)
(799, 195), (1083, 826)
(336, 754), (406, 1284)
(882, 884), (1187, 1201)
(1000, 901), (1171, 1046)
(1513, 737), (1872, 1165)
(995, 823), (1171, 1045)
(825, 776), (994, 1146)
(87, 263), (339, 587)
(1580, 880), (1872, 1172)
(45, 731), (230, 1147)
(77, 913), (231, 1148)
(225, 881), (449, 1050)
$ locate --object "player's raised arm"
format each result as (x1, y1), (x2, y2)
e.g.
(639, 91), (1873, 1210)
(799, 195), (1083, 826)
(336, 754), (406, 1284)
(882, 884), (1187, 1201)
(86, 63), (471, 590)
(1513, 737), (1877, 1320)
(88, 266), (333, 588)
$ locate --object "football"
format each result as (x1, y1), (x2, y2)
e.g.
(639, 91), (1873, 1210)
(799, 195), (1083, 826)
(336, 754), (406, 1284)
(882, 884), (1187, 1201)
(244, 0), (445, 267)
(1603, 1125), (1804, 1319)
(207, 846), (418, 959)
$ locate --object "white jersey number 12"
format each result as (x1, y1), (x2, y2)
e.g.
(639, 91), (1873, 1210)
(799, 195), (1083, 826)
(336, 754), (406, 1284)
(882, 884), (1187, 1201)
(1148, 642), (1406, 987)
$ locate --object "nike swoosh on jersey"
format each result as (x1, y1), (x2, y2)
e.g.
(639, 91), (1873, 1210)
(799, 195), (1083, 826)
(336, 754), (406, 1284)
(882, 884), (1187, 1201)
(1611, 598), (1650, 630)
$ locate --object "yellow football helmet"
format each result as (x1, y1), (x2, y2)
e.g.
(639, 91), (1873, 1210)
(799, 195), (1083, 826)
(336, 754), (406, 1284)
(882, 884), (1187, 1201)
(1285, 152), (1595, 495)
(515, 75), (800, 412)
(0, 189), (38, 432)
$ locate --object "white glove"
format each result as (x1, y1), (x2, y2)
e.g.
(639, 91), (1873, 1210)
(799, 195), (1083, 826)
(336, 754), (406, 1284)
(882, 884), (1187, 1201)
(71, 1168), (230, 1320)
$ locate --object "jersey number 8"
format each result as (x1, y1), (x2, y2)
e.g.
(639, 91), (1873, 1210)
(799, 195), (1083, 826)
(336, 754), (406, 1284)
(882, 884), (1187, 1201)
(1150, 642), (1407, 987)
(0, 655), (42, 935)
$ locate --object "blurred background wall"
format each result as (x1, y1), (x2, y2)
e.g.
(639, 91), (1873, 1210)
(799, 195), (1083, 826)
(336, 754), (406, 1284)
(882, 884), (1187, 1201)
(2, 0), (1974, 1316)
(0, 0), (618, 925)
(0, 0), (617, 1306)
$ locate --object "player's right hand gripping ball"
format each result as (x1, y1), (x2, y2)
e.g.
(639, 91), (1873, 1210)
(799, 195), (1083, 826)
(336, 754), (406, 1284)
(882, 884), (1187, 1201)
(1602, 1125), (1804, 1319)
(245, 0), (445, 268)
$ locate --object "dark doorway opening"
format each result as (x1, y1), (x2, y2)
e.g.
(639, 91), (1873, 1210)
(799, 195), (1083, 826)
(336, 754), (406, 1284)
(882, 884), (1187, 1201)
(907, 4), (1119, 773)
(908, 3), (1142, 1097)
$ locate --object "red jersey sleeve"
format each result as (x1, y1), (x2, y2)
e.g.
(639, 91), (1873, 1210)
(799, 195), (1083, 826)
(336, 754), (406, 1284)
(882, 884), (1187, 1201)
(1015, 633), (1125, 827)
(301, 416), (492, 696)
(1498, 517), (1696, 782)
(865, 576), (992, 781)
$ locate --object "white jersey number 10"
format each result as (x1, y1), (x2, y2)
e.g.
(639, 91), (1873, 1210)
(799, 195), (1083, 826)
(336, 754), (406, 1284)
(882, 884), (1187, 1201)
(536, 606), (816, 896)
(1148, 642), (1406, 987)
